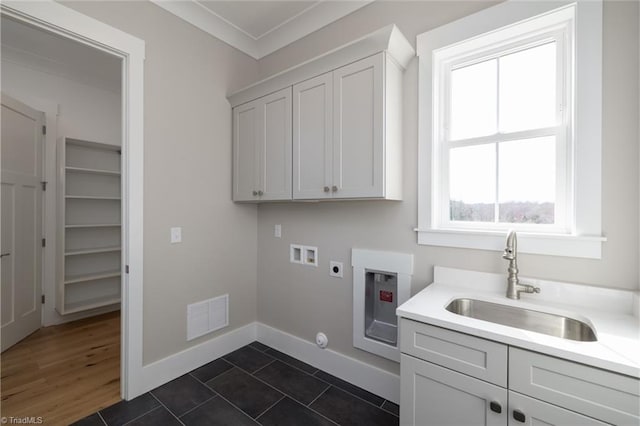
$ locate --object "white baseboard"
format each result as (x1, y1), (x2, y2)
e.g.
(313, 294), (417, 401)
(256, 322), (400, 404)
(132, 321), (399, 404)
(139, 322), (256, 394)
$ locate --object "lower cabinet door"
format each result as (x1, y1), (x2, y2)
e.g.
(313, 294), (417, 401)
(508, 392), (609, 426)
(400, 354), (507, 426)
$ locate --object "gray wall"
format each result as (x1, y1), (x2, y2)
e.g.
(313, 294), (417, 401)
(62, 1), (260, 364)
(255, 0), (640, 374)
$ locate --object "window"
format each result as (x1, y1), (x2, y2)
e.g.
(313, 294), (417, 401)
(417, 1), (605, 258)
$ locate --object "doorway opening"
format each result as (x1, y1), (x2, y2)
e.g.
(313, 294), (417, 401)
(0, 9), (134, 422)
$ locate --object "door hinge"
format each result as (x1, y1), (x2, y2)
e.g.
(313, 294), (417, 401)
(41, 238), (46, 247)
(41, 294), (45, 304)
(42, 125), (46, 135)
(125, 265), (129, 274)
(41, 181), (47, 191)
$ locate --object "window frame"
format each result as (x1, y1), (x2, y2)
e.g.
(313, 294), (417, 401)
(436, 28), (570, 234)
(416, 0), (605, 259)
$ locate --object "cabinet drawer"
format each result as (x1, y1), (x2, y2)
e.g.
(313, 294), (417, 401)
(400, 319), (507, 387)
(509, 391), (608, 426)
(510, 347), (640, 425)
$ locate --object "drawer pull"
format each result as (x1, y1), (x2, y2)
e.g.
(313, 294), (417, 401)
(513, 410), (526, 423)
(489, 401), (502, 414)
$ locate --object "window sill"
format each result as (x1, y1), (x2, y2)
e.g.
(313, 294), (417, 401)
(416, 228), (606, 259)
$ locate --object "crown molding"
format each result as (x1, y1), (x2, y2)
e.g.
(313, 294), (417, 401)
(228, 24), (415, 107)
(150, 0), (373, 59)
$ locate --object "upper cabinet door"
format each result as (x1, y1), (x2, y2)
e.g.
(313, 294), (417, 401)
(260, 87), (292, 201)
(233, 87), (292, 202)
(293, 73), (333, 200)
(332, 53), (384, 199)
(233, 99), (260, 201)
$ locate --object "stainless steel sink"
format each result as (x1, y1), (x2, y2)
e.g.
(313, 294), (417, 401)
(445, 298), (597, 342)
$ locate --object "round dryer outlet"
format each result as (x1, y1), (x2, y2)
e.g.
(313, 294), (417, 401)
(315, 332), (328, 349)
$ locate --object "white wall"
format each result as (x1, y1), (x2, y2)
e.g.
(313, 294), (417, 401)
(255, 0), (640, 374)
(1, 61), (121, 146)
(61, 0), (261, 365)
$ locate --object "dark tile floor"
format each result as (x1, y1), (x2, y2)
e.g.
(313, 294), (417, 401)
(73, 342), (399, 426)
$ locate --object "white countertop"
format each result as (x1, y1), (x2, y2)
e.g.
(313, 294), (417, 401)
(397, 266), (640, 378)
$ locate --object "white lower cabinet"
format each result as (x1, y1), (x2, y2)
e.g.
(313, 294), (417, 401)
(401, 353), (507, 426)
(399, 318), (639, 426)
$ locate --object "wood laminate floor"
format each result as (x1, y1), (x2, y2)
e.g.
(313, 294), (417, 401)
(1, 311), (121, 425)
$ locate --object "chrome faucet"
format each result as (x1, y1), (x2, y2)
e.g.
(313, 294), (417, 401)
(503, 230), (540, 300)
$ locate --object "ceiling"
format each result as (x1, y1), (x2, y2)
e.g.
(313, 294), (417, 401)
(151, 0), (374, 59)
(1, 16), (122, 93)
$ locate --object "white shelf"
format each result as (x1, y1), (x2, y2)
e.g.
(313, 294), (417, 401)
(64, 295), (120, 314)
(65, 223), (121, 229)
(64, 269), (121, 285)
(66, 166), (120, 176)
(65, 246), (121, 256)
(58, 137), (123, 316)
(65, 195), (121, 201)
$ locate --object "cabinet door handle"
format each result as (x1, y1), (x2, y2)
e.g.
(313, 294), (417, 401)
(252, 190), (258, 196)
(331, 185), (338, 192)
(323, 186), (330, 192)
(489, 401), (502, 414)
(257, 190), (264, 196)
(0, 253), (10, 258)
(513, 410), (526, 423)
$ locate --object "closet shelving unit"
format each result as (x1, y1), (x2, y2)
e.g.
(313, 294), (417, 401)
(57, 137), (122, 315)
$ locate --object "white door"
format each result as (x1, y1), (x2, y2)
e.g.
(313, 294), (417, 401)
(293, 72), (333, 200)
(333, 53), (384, 199)
(400, 354), (508, 426)
(1, 94), (44, 351)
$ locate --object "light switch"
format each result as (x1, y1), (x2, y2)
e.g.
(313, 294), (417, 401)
(170, 227), (182, 243)
(274, 224), (282, 238)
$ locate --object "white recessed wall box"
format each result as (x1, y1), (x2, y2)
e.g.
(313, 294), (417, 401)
(352, 249), (413, 362)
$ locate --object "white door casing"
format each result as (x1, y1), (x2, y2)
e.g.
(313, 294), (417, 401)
(1, 94), (44, 351)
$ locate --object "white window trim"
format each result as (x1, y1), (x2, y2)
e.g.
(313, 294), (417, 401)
(417, 0), (605, 259)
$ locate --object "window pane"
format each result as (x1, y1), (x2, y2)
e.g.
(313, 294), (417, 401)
(499, 42), (557, 133)
(498, 137), (555, 224)
(450, 59), (497, 140)
(450, 144), (496, 222)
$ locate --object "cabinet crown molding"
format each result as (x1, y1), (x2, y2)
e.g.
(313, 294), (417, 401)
(228, 24), (414, 108)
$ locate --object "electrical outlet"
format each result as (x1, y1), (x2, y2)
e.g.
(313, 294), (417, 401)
(170, 227), (182, 243)
(329, 261), (343, 278)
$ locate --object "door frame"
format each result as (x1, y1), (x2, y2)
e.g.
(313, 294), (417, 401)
(0, 1), (145, 399)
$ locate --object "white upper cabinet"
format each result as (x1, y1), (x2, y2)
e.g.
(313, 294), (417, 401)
(293, 72), (333, 200)
(332, 53), (387, 199)
(230, 24), (414, 202)
(233, 87), (292, 201)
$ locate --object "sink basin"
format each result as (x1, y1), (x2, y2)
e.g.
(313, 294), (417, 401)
(445, 298), (597, 342)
